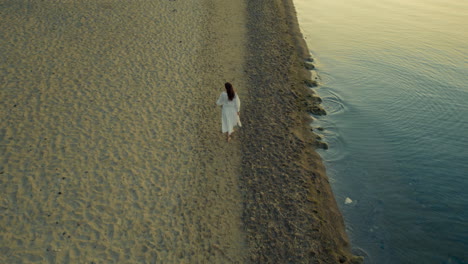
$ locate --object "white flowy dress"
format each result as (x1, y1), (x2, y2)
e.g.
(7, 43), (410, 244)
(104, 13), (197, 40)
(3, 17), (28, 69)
(216, 92), (241, 134)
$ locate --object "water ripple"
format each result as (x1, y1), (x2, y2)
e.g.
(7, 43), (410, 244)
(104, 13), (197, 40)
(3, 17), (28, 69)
(318, 88), (346, 116)
(310, 117), (347, 162)
(295, 0), (468, 262)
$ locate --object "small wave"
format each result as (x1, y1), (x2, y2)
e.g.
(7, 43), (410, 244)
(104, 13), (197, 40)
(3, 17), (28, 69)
(310, 118), (348, 162)
(320, 89), (346, 116)
(316, 71), (334, 84)
(351, 247), (371, 264)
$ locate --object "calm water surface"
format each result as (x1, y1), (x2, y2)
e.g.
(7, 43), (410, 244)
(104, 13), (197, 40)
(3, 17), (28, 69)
(294, 0), (468, 263)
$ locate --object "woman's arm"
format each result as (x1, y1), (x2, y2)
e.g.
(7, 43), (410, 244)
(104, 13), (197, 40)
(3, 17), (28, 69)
(235, 94), (241, 113)
(216, 93), (224, 106)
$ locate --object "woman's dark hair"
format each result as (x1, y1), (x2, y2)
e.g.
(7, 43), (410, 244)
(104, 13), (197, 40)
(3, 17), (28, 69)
(225, 82), (235, 101)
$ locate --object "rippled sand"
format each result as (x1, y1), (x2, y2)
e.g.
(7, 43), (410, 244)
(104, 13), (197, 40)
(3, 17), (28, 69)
(1, 0), (248, 262)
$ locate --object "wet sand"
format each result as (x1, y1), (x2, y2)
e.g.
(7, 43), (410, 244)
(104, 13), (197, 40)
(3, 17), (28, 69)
(239, 0), (360, 263)
(1, 0), (358, 263)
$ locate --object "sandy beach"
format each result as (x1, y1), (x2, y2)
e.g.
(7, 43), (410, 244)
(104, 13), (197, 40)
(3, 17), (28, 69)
(1, 0), (358, 263)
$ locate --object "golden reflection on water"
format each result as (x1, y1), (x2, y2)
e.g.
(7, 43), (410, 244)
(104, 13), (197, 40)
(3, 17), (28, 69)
(296, 0), (467, 61)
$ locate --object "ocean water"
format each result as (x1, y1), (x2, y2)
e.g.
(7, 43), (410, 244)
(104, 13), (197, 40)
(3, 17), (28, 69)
(294, 0), (468, 263)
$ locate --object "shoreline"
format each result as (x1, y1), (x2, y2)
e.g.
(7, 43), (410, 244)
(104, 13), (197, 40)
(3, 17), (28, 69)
(1, 0), (360, 262)
(240, 0), (361, 262)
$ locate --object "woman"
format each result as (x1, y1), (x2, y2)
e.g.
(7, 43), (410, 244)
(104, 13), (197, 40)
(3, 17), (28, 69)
(216, 82), (241, 142)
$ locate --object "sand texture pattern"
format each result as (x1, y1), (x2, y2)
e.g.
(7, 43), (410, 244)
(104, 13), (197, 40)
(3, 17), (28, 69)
(1, 1), (247, 263)
(1, 0), (358, 263)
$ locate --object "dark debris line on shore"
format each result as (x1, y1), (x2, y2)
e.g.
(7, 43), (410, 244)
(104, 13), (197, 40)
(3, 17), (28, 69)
(240, 0), (362, 263)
